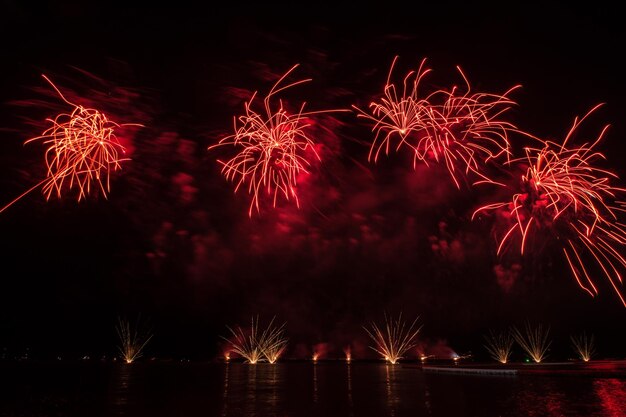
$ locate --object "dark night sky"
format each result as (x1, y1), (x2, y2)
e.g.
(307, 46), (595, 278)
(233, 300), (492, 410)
(1, 2), (625, 360)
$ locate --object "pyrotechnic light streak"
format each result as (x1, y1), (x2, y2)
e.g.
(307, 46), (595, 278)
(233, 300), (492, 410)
(223, 316), (287, 364)
(511, 322), (551, 363)
(353, 57), (431, 162)
(473, 105), (626, 306)
(353, 56), (518, 188)
(483, 329), (514, 364)
(223, 316), (264, 364)
(419, 354), (434, 363)
(0, 75), (139, 215)
(344, 346), (351, 362)
(364, 312), (422, 364)
(210, 65), (344, 216)
(570, 332), (595, 362)
(259, 318), (288, 364)
(115, 316), (153, 364)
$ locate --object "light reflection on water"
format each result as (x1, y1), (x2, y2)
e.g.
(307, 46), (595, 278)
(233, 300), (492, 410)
(593, 378), (626, 417)
(1, 361), (625, 417)
(113, 364), (132, 408)
(221, 363), (229, 417)
(313, 361), (318, 404)
(347, 363), (354, 417)
(384, 364), (398, 417)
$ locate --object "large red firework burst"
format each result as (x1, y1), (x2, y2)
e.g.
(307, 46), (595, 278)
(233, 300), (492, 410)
(354, 57), (519, 188)
(473, 105), (626, 306)
(211, 65), (339, 216)
(1, 75), (138, 214)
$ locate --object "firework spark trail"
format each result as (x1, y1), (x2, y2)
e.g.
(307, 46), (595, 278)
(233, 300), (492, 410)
(210, 65), (344, 216)
(570, 331), (596, 362)
(473, 105), (626, 306)
(0, 75), (139, 214)
(511, 322), (551, 363)
(353, 57), (518, 188)
(483, 329), (514, 364)
(259, 317), (288, 364)
(353, 57), (431, 162)
(223, 316), (287, 364)
(115, 316), (153, 364)
(415, 76), (519, 188)
(224, 316), (264, 364)
(364, 312), (422, 364)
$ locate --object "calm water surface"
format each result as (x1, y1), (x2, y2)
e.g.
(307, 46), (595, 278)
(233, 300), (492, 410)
(0, 361), (624, 416)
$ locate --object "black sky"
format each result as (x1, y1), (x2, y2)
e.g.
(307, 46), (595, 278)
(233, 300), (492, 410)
(1, 2), (626, 360)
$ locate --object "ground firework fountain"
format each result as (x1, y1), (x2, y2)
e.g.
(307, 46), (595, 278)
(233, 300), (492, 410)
(511, 322), (551, 363)
(115, 316), (152, 364)
(223, 316), (288, 364)
(484, 329), (514, 364)
(364, 313), (422, 364)
(571, 332), (596, 362)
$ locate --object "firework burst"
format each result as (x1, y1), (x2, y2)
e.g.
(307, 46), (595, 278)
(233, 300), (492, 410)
(353, 57), (431, 162)
(354, 56), (518, 187)
(364, 312), (422, 364)
(1, 75), (139, 214)
(210, 65), (342, 216)
(473, 105), (626, 306)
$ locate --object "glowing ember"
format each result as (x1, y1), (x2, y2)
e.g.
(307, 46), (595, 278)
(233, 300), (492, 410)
(354, 56), (518, 188)
(474, 105), (626, 306)
(1, 75), (139, 214)
(210, 65), (342, 216)
(364, 312), (422, 364)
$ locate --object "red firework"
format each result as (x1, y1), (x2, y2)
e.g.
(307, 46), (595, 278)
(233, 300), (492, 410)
(210, 64), (340, 216)
(473, 105), (626, 306)
(354, 56), (519, 187)
(1, 75), (138, 214)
